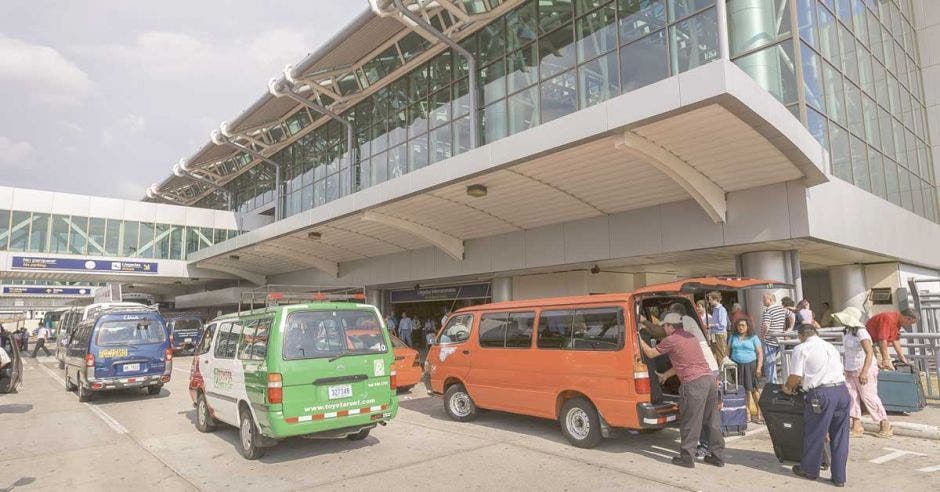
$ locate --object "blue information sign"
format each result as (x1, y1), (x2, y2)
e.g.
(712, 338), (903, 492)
(1, 286), (93, 296)
(11, 256), (159, 274)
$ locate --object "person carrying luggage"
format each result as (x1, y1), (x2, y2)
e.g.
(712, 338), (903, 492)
(639, 312), (725, 468)
(865, 309), (918, 371)
(832, 307), (892, 438)
(727, 318), (763, 424)
(783, 324), (851, 488)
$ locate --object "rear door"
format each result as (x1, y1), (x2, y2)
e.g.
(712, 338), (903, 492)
(90, 313), (168, 380)
(278, 306), (393, 423)
(204, 321), (238, 424)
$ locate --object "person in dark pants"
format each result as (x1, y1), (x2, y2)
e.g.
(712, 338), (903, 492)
(639, 312), (725, 468)
(32, 325), (52, 357)
(783, 324), (850, 487)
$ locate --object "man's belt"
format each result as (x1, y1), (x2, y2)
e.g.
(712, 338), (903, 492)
(809, 382), (845, 389)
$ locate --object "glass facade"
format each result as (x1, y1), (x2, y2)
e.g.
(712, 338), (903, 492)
(730, 0), (936, 222)
(197, 0), (721, 218)
(0, 209), (238, 261)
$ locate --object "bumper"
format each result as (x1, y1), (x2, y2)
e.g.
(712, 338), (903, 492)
(263, 398), (399, 439)
(88, 374), (169, 391)
(636, 402), (679, 428)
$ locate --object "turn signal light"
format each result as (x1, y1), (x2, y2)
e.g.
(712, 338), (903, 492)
(267, 373), (283, 404)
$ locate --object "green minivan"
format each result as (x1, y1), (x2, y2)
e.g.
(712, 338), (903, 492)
(188, 298), (398, 459)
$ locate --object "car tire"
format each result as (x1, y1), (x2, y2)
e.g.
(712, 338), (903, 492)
(443, 383), (478, 422)
(195, 393), (217, 433)
(64, 368), (76, 391)
(560, 397), (602, 449)
(238, 410), (266, 460)
(148, 384), (162, 396)
(58, 359), (65, 370)
(77, 381), (93, 402)
(346, 428), (370, 441)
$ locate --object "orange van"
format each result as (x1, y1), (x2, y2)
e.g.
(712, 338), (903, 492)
(426, 277), (787, 448)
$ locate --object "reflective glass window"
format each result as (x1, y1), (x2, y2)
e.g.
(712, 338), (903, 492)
(541, 69), (578, 122)
(830, 122), (852, 182)
(539, 23), (577, 79)
(138, 222), (154, 258)
(579, 50), (619, 108)
(68, 216), (88, 255)
(728, 0), (791, 55)
(802, 43), (826, 111)
(620, 31), (669, 92)
(28, 213), (49, 253)
(576, 3), (617, 62)
(670, 7), (719, 74)
(868, 146), (886, 198)
(734, 42), (798, 105)
(0, 210), (9, 251)
(88, 218), (106, 256)
(50, 215), (70, 254)
(508, 85), (540, 134)
(668, 0), (713, 21)
(851, 135), (870, 191)
(618, 0), (666, 45)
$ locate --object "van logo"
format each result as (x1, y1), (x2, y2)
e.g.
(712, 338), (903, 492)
(373, 359), (385, 377)
(213, 368), (233, 390)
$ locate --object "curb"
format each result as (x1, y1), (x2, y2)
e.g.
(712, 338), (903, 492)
(862, 421), (940, 440)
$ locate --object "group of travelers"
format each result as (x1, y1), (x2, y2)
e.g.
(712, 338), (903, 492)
(644, 290), (920, 487)
(383, 311), (448, 348)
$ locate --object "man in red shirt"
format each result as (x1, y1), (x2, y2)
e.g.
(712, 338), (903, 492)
(639, 313), (725, 468)
(866, 309), (919, 370)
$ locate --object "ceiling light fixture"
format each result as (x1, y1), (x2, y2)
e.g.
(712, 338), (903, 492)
(466, 184), (487, 198)
(307, 231), (322, 240)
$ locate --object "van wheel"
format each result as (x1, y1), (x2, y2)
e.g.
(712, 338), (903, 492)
(58, 359), (65, 370)
(148, 385), (162, 396)
(444, 384), (478, 422)
(238, 411), (266, 460)
(195, 394), (217, 433)
(64, 368), (76, 391)
(347, 428), (370, 441)
(560, 397), (602, 448)
(77, 382), (93, 402)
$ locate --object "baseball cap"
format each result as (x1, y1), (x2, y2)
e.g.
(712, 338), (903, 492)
(662, 312), (683, 325)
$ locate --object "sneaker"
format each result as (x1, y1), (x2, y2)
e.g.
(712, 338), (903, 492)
(671, 457), (695, 468)
(695, 444), (710, 459)
(703, 455), (725, 467)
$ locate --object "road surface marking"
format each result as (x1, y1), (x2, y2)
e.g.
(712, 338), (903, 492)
(173, 368), (190, 375)
(642, 450), (675, 460)
(870, 447), (926, 464)
(725, 425), (768, 443)
(37, 362), (128, 434)
(651, 445), (678, 454)
(918, 464), (940, 473)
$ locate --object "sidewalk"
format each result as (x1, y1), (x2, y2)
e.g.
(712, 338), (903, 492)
(860, 401), (940, 440)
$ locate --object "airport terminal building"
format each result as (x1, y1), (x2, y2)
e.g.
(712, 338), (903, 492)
(4, 1), (940, 320)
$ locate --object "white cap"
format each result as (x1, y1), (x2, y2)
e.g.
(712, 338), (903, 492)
(662, 312), (683, 325)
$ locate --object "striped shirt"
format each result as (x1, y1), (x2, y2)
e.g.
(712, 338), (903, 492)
(759, 304), (787, 347)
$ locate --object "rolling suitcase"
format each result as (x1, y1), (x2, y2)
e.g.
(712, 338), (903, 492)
(758, 384), (804, 462)
(720, 364), (748, 436)
(878, 362), (927, 413)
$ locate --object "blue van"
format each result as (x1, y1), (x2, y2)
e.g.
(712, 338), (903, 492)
(164, 314), (204, 354)
(62, 305), (172, 401)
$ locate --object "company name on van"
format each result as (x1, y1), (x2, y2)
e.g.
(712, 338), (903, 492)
(213, 368), (233, 390)
(304, 398), (376, 414)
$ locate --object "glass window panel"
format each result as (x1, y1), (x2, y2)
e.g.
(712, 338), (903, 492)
(326, 174), (339, 202)
(506, 1), (538, 50)
(371, 151), (387, 185)
(507, 44), (540, 92)
(887, 74), (900, 113)
(408, 133), (429, 171)
(68, 216), (88, 255)
(807, 107), (829, 147)
(315, 180), (326, 207)
(879, 108), (894, 159)
(49, 215), (69, 254)
(892, 118), (905, 166)
(388, 111), (408, 149)
(668, 0), (714, 21)
(429, 51), (453, 93)
(152, 223), (169, 259)
(835, 0), (852, 24)
(479, 18), (507, 65)
(479, 314), (508, 347)
(539, 23), (577, 79)
(505, 312), (536, 348)
(802, 43), (826, 111)
(484, 100), (509, 143)
(858, 46), (874, 95)
(863, 95), (879, 147)
(430, 123), (453, 164)
(620, 31), (669, 92)
(845, 81), (863, 137)
(579, 50), (619, 108)
(898, 167), (912, 211)
(398, 31), (431, 62)
(454, 115), (472, 155)
(830, 123), (852, 182)
(797, 0), (817, 47)
(508, 85), (540, 134)
(619, 0), (666, 45)
(452, 77), (471, 118)
(851, 135), (870, 191)
(0, 210), (8, 251)
(868, 8), (882, 62)
(541, 69), (578, 123)
(884, 158), (900, 205)
(539, 0), (574, 32)
(838, 23), (858, 82)
(728, 0), (791, 55)
(138, 222), (154, 258)
(537, 310), (573, 349)
(28, 213), (49, 253)
(576, 3), (617, 62)
(301, 184), (313, 211)
(734, 42), (798, 106)
(868, 147), (886, 198)
(481, 59), (507, 105)
(9, 211), (29, 252)
(390, 144), (407, 179)
(185, 226), (200, 257)
(670, 7), (719, 75)
(817, 4), (840, 65)
(911, 177), (924, 216)
(851, 0), (868, 45)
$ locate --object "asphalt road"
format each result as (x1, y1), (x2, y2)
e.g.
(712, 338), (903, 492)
(2, 356), (940, 491)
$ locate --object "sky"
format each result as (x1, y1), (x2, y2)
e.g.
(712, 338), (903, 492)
(0, 0), (359, 200)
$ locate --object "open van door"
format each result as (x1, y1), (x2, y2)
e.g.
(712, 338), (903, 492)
(0, 331), (23, 393)
(635, 277), (793, 295)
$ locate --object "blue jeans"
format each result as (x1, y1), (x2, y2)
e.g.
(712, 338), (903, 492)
(400, 330), (412, 347)
(763, 344), (780, 384)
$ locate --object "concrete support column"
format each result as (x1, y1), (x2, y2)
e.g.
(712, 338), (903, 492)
(492, 277), (512, 302)
(829, 264), (867, 314)
(738, 250), (798, 320)
(366, 288), (385, 313)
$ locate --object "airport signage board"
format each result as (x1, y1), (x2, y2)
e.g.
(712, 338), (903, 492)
(390, 283), (491, 303)
(11, 256), (159, 274)
(1, 286), (93, 296)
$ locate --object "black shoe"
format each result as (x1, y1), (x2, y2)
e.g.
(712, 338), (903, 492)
(703, 455), (725, 467)
(792, 465), (817, 481)
(671, 457), (695, 468)
(830, 481), (845, 488)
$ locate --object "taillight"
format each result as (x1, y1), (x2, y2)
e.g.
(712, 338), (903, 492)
(165, 348), (173, 361)
(412, 356), (421, 367)
(267, 373), (283, 404)
(633, 362), (650, 394)
(390, 370), (398, 389)
(85, 353), (95, 368)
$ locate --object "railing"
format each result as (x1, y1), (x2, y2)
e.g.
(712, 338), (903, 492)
(779, 329), (940, 400)
(238, 284), (366, 312)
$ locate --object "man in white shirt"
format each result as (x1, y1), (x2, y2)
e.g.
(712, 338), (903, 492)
(32, 326), (52, 357)
(783, 325), (851, 487)
(398, 313), (414, 347)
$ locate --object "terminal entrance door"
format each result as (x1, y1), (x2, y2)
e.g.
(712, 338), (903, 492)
(387, 283), (491, 349)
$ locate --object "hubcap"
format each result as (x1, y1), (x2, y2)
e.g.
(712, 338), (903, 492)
(241, 419), (253, 450)
(565, 407), (590, 440)
(449, 392), (472, 417)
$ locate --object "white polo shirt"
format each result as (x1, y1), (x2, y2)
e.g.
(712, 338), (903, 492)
(789, 335), (845, 390)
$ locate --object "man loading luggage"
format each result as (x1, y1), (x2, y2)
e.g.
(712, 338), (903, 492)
(783, 324), (851, 487)
(865, 309), (918, 371)
(639, 313), (725, 468)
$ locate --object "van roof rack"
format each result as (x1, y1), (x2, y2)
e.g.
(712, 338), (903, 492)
(85, 303), (159, 320)
(239, 285), (367, 312)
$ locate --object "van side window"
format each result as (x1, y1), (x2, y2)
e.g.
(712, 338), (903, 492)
(439, 314), (473, 344)
(238, 320), (258, 361)
(249, 318), (271, 360)
(537, 310), (573, 349)
(198, 323), (216, 355)
(214, 322), (235, 359)
(537, 308), (623, 351)
(479, 312), (535, 348)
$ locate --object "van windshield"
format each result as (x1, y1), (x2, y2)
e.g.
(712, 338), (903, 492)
(95, 319), (167, 346)
(283, 310), (386, 360)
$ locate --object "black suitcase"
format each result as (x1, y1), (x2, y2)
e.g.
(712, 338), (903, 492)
(758, 384), (804, 462)
(720, 364), (748, 436)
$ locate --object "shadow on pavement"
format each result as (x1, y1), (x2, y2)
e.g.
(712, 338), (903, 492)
(0, 404), (33, 414)
(83, 387), (173, 404)
(0, 477), (35, 492)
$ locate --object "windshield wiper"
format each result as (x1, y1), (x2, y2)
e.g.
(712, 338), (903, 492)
(328, 351), (353, 363)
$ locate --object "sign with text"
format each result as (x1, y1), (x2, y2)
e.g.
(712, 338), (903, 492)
(11, 256), (159, 274)
(390, 283), (491, 304)
(1, 286), (93, 296)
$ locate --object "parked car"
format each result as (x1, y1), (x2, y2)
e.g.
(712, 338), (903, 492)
(426, 277), (785, 448)
(390, 335), (422, 392)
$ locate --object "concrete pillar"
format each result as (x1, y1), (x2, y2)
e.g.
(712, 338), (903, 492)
(492, 277), (512, 302)
(739, 251), (796, 320)
(829, 264), (868, 314)
(366, 288), (384, 313)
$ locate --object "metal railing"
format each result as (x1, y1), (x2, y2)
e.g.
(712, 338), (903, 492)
(238, 284), (366, 312)
(778, 329), (940, 400)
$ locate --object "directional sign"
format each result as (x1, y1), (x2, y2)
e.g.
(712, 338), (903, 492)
(1, 286), (93, 296)
(11, 256), (158, 274)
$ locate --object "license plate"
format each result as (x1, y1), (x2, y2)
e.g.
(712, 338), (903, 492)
(328, 384), (352, 400)
(123, 363), (140, 372)
(184, 338), (192, 343)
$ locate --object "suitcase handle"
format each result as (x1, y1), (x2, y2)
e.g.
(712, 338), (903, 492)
(771, 397), (795, 406)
